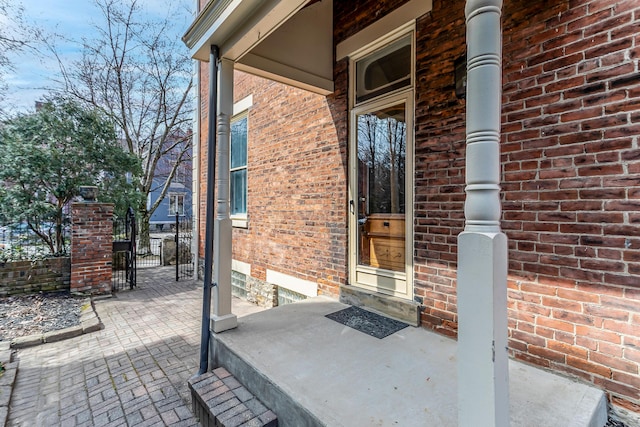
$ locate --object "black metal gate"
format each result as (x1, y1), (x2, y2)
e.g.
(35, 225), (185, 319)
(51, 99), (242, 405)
(175, 213), (194, 280)
(112, 207), (136, 291)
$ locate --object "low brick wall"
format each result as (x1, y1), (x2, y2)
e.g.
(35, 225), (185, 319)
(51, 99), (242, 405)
(0, 257), (71, 296)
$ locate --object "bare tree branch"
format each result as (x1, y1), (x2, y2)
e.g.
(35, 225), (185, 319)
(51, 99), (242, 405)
(48, 0), (193, 245)
(0, 0), (33, 115)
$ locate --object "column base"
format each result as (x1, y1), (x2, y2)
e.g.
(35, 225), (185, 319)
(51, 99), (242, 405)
(211, 314), (238, 333)
(457, 231), (509, 427)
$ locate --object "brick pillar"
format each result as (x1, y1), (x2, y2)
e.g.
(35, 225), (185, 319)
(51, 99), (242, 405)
(70, 202), (114, 294)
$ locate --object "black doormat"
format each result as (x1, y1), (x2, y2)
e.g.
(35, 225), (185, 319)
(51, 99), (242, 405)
(325, 306), (409, 339)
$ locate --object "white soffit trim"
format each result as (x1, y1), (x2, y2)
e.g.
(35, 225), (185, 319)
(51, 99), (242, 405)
(183, 0), (244, 59)
(233, 95), (253, 115)
(232, 259), (251, 275)
(336, 0), (433, 60)
(183, 0), (308, 62)
(266, 269), (318, 297)
(236, 59), (334, 95)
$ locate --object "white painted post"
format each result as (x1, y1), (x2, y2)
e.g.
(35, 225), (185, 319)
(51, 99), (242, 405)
(458, 0), (509, 426)
(212, 58), (238, 333)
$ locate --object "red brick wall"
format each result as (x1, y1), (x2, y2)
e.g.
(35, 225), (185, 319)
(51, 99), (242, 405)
(70, 203), (113, 294)
(336, 0), (640, 415)
(334, 0), (409, 42)
(412, 2), (468, 337)
(501, 0), (640, 414)
(197, 70), (347, 296)
(197, 0), (211, 263)
(195, 0), (640, 415)
(231, 72), (347, 295)
(413, 0), (640, 414)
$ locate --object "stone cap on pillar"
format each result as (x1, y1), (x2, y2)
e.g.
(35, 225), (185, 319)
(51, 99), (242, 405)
(78, 186), (98, 202)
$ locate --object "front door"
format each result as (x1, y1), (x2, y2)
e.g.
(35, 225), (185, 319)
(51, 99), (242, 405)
(349, 93), (413, 299)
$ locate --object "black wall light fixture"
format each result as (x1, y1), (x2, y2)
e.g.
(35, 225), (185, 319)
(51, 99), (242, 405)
(455, 54), (467, 99)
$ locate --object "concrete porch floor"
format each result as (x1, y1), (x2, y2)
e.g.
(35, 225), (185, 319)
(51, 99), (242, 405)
(211, 296), (607, 427)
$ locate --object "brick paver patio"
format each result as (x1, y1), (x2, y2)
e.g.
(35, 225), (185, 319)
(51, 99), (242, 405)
(7, 266), (262, 427)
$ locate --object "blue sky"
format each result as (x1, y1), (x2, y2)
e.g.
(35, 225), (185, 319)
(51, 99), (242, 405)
(3, 0), (194, 113)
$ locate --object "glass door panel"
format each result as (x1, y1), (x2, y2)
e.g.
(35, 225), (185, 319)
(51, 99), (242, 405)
(356, 102), (406, 272)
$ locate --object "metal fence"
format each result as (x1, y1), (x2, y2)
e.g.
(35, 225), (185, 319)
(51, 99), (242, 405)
(0, 220), (70, 261)
(175, 214), (194, 280)
(137, 237), (162, 268)
(112, 208), (136, 291)
(112, 210), (194, 290)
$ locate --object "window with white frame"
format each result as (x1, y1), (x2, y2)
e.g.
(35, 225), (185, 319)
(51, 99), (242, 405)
(169, 193), (185, 216)
(230, 114), (248, 217)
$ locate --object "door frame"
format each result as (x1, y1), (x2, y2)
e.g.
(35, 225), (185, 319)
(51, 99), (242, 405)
(348, 90), (415, 301)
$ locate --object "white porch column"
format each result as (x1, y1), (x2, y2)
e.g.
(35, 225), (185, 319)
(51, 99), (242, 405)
(212, 58), (237, 333)
(458, 1), (508, 426)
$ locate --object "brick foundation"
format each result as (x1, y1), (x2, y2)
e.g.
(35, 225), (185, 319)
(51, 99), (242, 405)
(70, 202), (113, 294)
(245, 276), (277, 308)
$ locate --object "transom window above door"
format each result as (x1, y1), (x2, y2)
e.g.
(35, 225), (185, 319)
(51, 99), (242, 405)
(355, 34), (412, 104)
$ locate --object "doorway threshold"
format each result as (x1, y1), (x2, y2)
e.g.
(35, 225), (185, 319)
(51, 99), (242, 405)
(340, 284), (420, 326)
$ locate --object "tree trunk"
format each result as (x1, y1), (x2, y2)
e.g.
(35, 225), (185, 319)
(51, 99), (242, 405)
(138, 207), (151, 255)
(55, 217), (63, 254)
(53, 203), (63, 254)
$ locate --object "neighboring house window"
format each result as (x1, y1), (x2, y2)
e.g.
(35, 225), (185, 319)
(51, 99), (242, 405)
(230, 114), (248, 217)
(169, 193), (185, 216)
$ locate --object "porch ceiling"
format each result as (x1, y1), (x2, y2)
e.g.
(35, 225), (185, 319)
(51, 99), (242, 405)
(183, 0), (334, 95)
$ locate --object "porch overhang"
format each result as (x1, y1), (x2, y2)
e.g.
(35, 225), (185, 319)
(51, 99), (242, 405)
(182, 0), (334, 95)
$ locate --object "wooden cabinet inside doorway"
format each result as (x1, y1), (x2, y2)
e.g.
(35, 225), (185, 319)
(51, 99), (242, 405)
(364, 213), (405, 272)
